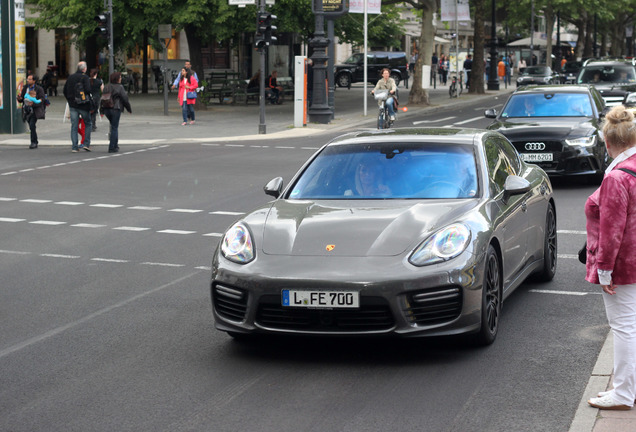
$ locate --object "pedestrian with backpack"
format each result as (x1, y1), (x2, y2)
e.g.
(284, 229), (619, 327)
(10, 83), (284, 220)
(63, 61), (93, 152)
(100, 72), (131, 153)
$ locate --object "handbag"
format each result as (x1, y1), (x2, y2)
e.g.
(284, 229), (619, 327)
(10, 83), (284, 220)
(578, 241), (587, 264)
(186, 90), (197, 99)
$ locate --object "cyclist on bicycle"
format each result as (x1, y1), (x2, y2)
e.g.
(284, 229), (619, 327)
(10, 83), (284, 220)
(371, 68), (397, 121)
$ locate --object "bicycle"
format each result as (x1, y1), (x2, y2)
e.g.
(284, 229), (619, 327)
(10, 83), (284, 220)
(449, 74), (463, 98)
(374, 90), (395, 129)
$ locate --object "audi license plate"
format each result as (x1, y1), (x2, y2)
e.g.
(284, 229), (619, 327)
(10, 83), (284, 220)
(282, 290), (360, 308)
(521, 153), (553, 162)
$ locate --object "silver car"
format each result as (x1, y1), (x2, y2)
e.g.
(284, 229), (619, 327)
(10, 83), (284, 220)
(211, 129), (557, 345)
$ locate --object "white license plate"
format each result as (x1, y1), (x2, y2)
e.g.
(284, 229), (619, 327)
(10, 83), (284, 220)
(282, 290), (360, 308)
(522, 153), (553, 162)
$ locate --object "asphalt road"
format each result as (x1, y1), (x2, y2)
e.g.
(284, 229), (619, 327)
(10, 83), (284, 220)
(0, 95), (608, 432)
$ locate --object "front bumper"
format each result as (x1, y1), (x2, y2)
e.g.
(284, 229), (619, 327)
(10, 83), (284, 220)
(211, 251), (486, 338)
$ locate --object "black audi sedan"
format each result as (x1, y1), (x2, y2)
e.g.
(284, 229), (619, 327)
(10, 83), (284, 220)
(485, 85), (609, 181)
(515, 65), (559, 86)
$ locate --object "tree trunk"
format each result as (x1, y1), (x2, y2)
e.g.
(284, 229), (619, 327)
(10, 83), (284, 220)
(408, 0), (436, 105)
(544, 4), (554, 67)
(185, 24), (207, 111)
(470, 0), (486, 94)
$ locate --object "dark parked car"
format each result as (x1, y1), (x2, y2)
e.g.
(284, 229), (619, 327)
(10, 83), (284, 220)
(516, 65), (559, 86)
(211, 128), (557, 346)
(576, 58), (636, 106)
(485, 85), (609, 181)
(559, 61), (583, 84)
(334, 51), (409, 88)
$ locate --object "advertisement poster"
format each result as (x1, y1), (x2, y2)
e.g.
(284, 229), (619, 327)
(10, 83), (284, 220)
(349, 0), (381, 14)
(440, 0), (470, 22)
(15, 1), (26, 106)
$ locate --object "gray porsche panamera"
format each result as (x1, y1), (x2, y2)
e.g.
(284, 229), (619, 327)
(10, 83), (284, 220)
(210, 128), (557, 345)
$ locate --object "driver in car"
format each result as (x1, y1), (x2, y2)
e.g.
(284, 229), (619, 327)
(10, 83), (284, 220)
(371, 68), (398, 121)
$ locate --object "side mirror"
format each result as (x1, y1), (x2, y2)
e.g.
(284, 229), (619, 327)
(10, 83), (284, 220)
(503, 175), (531, 204)
(484, 109), (497, 119)
(264, 177), (284, 198)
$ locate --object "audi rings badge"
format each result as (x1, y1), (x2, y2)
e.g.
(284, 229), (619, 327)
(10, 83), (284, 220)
(525, 142), (546, 151)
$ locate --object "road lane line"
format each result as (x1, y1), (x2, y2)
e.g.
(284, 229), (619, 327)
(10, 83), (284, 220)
(90, 204), (124, 208)
(71, 223), (107, 228)
(91, 258), (130, 263)
(141, 262), (185, 267)
(29, 220), (66, 225)
(0, 217), (25, 222)
(529, 289), (600, 296)
(203, 233), (223, 237)
(0, 197), (17, 201)
(40, 253), (80, 259)
(210, 211), (244, 215)
(168, 209), (204, 213)
(55, 201), (84, 206)
(454, 116), (484, 125)
(413, 116), (456, 125)
(112, 226), (151, 231)
(128, 206), (162, 210)
(157, 229), (196, 235)
(0, 272), (200, 360)
(558, 230), (586, 235)
(20, 199), (52, 203)
(0, 249), (31, 255)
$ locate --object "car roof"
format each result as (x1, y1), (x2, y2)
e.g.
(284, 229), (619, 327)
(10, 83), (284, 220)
(326, 128), (492, 147)
(582, 58), (636, 67)
(512, 84), (595, 94)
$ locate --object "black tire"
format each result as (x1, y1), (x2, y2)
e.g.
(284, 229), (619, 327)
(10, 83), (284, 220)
(390, 73), (401, 87)
(449, 85), (457, 98)
(533, 204), (557, 281)
(475, 245), (502, 346)
(336, 73), (351, 88)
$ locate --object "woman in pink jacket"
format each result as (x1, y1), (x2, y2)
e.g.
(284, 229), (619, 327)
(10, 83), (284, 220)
(178, 68), (198, 125)
(587, 105), (636, 411)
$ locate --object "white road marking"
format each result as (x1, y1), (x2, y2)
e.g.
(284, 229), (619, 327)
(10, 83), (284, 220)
(141, 262), (185, 267)
(71, 223), (107, 228)
(19, 168), (35, 172)
(128, 206), (162, 210)
(454, 116), (484, 125)
(29, 220), (66, 225)
(226, 144), (245, 147)
(168, 209), (204, 213)
(275, 146), (294, 149)
(0, 217), (25, 222)
(55, 201), (84, 206)
(91, 258), (130, 263)
(0, 197), (17, 201)
(558, 230), (586, 235)
(36, 166), (51, 169)
(112, 226), (151, 231)
(195, 266), (212, 271)
(0, 249), (30, 255)
(20, 199), (52, 203)
(529, 289), (600, 296)
(413, 116), (456, 125)
(210, 211), (244, 215)
(203, 233), (223, 237)
(157, 229), (196, 235)
(40, 253), (80, 259)
(90, 203), (123, 208)
(1, 172), (18, 176)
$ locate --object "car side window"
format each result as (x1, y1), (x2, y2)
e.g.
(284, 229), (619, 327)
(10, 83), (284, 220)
(485, 139), (515, 194)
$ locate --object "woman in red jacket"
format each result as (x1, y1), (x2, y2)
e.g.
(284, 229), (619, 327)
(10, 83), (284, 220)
(587, 105), (636, 411)
(178, 68), (198, 125)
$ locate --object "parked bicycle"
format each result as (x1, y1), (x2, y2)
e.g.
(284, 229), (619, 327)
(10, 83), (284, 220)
(374, 90), (394, 129)
(449, 74), (463, 98)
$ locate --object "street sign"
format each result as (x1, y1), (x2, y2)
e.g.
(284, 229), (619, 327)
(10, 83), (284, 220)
(312, 0), (349, 17)
(158, 24), (172, 40)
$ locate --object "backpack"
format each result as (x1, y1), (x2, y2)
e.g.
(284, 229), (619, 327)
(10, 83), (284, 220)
(74, 80), (89, 105)
(100, 85), (115, 110)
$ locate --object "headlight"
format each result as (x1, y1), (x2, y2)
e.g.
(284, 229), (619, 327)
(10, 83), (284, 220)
(565, 136), (597, 147)
(409, 223), (471, 266)
(221, 222), (254, 264)
(543, 76), (551, 82)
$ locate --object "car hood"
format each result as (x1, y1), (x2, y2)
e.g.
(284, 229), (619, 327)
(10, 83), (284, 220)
(488, 117), (597, 139)
(261, 199), (478, 257)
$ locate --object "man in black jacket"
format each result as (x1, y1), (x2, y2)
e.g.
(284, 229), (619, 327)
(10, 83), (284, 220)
(63, 61), (93, 152)
(16, 74), (46, 149)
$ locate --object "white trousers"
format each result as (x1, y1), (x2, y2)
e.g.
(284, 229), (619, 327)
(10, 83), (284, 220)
(603, 282), (636, 406)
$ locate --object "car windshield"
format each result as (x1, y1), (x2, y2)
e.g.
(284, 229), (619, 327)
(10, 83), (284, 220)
(578, 65), (636, 84)
(344, 53), (364, 64)
(501, 93), (593, 117)
(523, 66), (550, 76)
(288, 143), (479, 199)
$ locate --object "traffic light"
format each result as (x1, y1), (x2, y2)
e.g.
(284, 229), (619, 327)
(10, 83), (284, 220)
(255, 12), (276, 50)
(95, 13), (110, 39)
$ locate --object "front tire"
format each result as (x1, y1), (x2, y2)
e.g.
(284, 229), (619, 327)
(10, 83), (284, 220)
(377, 110), (385, 129)
(336, 73), (351, 88)
(533, 204), (557, 281)
(475, 245), (502, 346)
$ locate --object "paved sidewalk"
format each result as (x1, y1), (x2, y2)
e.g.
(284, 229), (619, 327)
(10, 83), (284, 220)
(2, 81), (628, 431)
(1, 82), (514, 147)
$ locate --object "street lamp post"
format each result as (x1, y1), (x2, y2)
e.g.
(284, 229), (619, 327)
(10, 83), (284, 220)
(487, 0), (499, 90)
(308, 0), (332, 124)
